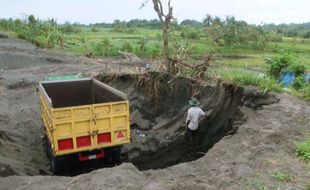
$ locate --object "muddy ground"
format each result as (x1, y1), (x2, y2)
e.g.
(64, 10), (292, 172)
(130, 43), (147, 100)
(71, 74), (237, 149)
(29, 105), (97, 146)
(0, 37), (309, 189)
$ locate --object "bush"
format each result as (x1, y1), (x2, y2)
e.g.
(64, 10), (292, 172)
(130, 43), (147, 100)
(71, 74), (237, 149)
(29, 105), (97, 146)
(121, 41), (133, 53)
(267, 51), (295, 78)
(151, 43), (161, 59)
(92, 39), (118, 57)
(303, 85), (310, 100)
(134, 38), (147, 56)
(180, 27), (200, 40)
(60, 23), (82, 33)
(292, 76), (306, 90)
(288, 63), (306, 77)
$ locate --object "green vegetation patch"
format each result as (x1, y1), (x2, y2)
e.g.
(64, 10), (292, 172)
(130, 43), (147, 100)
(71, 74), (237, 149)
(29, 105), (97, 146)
(296, 137), (310, 165)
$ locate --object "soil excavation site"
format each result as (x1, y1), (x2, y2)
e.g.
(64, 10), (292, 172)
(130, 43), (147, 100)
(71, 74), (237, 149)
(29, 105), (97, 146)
(98, 72), (245, 171)
(0, 38), (309, 190)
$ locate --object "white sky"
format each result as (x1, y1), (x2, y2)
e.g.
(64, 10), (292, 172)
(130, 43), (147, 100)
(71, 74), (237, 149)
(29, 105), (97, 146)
(0, 0), (309, 25)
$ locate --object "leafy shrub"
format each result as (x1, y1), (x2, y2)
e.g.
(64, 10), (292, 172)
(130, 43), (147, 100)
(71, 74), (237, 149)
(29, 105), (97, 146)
(151, 43), (161, 59)
(302, 84), (310, 100)
(134, 38), (147, 56)
(60, 23), (82, 33)
(180, 27), (200, 39)
(288, 63), (306, 77)
(121, 41), (133, 53)
(267, 51), (295, 78)
(292, 76), (306, 90)
(92, 39), (118, 57)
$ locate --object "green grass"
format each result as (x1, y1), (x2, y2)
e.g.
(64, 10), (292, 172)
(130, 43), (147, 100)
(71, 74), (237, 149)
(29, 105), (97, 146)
(296, 137), (310, 165)
(271, 171), (294, 182)
(212, 69), (283, 93)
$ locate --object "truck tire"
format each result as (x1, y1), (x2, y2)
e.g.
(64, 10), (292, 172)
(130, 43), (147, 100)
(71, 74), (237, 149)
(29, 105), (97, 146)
(51, 156), (62, 175)
(112, 146), (121, 165)
(105, 147), (121, 166)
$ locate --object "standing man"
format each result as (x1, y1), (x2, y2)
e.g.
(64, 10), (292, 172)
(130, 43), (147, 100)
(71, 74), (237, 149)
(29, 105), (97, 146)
(186, 98), (206, 145)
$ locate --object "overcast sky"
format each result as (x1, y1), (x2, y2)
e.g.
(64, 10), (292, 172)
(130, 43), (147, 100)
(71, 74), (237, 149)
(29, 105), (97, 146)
(1, 0), (309, 25)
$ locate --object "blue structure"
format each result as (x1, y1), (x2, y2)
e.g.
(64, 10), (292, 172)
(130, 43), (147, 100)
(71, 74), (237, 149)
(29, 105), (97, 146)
(280, 72), (310, 87)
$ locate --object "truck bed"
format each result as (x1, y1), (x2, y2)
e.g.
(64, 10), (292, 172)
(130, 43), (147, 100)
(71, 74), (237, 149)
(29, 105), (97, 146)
(38, 78), (130, 156)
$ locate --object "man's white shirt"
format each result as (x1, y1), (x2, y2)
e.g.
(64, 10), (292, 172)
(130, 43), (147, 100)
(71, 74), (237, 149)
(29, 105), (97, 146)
(186, 107), (205, 130)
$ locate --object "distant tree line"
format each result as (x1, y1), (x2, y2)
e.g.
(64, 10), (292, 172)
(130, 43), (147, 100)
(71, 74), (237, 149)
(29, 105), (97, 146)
(263, 22), (310, 38)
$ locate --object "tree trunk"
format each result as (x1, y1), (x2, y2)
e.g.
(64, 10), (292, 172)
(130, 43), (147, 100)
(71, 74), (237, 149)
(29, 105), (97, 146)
(162, 27), (169, 68)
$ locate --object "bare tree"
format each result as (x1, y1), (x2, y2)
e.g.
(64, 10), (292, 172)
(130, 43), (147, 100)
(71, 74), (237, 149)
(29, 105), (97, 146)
(142, 0), (174, 73)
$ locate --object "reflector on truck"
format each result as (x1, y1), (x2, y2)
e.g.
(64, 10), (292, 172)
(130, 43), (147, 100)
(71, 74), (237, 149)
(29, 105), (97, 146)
(97, 133), (111, 144)
(117, 131), (124, 138)
(76, 135), (91, 148)
(58, 138), (73, 151)
(115, 130), (127, 142)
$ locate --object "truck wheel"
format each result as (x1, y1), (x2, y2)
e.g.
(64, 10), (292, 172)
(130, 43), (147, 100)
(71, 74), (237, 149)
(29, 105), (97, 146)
(51, 156), (62, 175)
(106, 147), (121, 166)
(113, 147), (121, 165)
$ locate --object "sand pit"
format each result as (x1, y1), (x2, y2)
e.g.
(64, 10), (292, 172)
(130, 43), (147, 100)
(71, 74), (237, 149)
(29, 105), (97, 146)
(97, 72), (246, 170)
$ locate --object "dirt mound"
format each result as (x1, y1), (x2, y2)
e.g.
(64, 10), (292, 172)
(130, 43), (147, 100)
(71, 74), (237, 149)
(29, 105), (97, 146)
(7, 79), (36, 90)
(0, 33), (8, 38)
(242, 86), (280, 109)
(0, 53), (49, 70)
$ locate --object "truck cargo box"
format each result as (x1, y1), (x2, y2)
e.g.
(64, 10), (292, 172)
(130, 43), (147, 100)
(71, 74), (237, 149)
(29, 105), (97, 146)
(38, 78), (130, 158)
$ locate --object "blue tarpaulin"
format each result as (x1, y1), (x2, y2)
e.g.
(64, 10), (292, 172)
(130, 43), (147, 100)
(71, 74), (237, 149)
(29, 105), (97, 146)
(280, 72), (310, 87)
(307, 73), (310, 81)
(280, 72), (295, 87)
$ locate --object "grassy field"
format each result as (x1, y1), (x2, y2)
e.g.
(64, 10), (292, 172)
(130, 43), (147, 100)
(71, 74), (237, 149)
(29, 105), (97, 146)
(53, 27), (310, 72)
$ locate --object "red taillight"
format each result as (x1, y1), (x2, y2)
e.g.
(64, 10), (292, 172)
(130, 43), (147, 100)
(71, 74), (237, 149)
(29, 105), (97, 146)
(97, 133), (111, 144)
(58, 138), (73, 151)
(76, 135), (91, 148)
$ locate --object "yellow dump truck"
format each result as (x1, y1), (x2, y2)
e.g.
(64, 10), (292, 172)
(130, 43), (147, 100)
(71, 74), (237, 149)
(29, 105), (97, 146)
(38, 77), (130, 173)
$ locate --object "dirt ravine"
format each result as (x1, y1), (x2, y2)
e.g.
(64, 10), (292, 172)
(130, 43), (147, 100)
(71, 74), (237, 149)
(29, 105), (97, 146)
(0, 38), (310, 190)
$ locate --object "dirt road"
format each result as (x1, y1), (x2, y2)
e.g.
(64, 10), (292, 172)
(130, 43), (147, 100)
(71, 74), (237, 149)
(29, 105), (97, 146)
(0, 37), (309, 189)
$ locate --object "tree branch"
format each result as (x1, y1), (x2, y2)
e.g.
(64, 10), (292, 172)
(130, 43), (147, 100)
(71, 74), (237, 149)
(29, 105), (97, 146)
(152, 0), (164, 22)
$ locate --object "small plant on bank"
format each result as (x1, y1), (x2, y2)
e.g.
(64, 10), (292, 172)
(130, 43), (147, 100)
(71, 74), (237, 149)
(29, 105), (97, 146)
(296, 137), (310, 165)
(271, 171), (294, 182)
